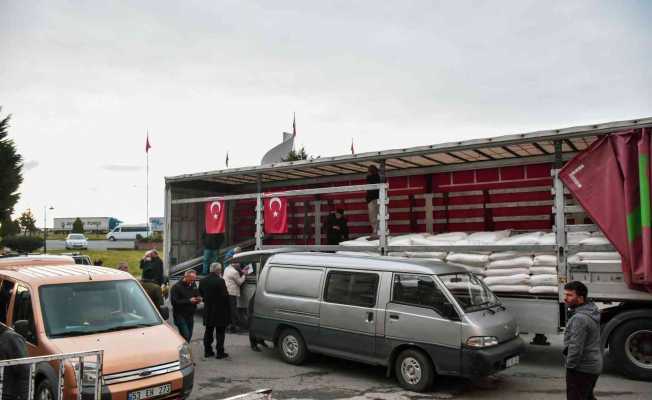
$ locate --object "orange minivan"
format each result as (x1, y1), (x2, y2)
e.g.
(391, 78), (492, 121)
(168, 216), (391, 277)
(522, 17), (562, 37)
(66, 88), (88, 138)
(0, 259), (194, 400)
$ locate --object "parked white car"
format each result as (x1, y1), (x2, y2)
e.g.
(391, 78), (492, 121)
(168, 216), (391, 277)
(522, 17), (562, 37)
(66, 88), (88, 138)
(64, 233), (88, 249)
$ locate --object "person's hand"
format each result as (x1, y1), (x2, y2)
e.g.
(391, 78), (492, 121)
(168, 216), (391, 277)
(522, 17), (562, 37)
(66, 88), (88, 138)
(333, 226), (340, 230)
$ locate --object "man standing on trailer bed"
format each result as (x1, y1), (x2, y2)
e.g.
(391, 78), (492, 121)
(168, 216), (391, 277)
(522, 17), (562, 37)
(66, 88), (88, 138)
(366, 165), (381, 239)
(563, 281), (603, 400)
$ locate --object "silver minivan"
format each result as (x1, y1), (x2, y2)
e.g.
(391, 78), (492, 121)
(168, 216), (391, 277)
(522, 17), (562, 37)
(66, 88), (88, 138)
(251, 252), (525, 392)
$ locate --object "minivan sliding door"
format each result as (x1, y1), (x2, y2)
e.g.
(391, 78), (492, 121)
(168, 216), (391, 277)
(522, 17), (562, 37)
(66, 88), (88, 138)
(319, 270), (379, 361)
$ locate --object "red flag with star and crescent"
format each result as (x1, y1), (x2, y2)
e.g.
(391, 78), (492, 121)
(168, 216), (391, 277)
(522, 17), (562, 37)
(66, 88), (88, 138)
(264, 196), (288, 233)
(205, 200), (226, 233)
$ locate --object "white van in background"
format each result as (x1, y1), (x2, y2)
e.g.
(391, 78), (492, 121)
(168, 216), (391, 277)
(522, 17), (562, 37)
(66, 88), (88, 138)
(106, 224), (152, 241)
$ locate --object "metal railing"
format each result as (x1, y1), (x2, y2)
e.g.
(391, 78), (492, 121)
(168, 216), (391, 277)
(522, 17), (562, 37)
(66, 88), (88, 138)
(222, 388), (273, 400)
(0, 350), (103, 400)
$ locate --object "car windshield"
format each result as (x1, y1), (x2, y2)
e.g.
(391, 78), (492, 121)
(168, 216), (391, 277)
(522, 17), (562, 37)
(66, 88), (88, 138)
(438, 273), (500, 312)
(68, 234), (85, 240)
(39, 280), (161, 338)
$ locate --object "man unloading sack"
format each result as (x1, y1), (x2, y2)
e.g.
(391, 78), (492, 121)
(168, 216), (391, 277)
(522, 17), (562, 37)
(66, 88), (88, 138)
(563, 281), (602, 400)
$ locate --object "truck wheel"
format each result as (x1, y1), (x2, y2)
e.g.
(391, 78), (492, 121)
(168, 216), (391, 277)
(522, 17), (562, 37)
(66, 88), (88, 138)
(395, 349), (434, 392)
(36, 379), (55, 400)
(277, 328), (307, 365)
(611, 319), (652, 380)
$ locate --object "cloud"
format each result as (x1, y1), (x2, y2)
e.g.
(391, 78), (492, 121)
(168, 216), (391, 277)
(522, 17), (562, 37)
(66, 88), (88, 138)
(101, 164), (143, 172)
(23, 160), (39, 171)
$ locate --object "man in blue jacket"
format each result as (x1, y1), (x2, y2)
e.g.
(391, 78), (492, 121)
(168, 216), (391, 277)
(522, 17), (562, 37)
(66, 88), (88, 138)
(563, 281), (602, 400)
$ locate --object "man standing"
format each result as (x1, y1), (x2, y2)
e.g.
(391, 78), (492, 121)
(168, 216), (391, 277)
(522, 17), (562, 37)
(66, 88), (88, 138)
(563, 281), (602, 400)
(366, 165), (380, 238)
(141, 268), (164, 313)
(325, 208), (349, 245)
(171, 270), (202, 342)
(202, 232), (224, 275)
(0, 324), (29, 400)
(199, 263), (230, 359)
(223, 262), (246, 332)
(140, 250), (164, 286)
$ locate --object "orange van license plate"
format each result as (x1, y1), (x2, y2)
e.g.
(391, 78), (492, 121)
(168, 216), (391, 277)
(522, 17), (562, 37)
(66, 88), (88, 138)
(128, 384), (171, 400)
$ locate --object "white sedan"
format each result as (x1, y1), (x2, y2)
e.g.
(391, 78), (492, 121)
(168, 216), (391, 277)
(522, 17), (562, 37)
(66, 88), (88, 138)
(65, 234), (88, 249)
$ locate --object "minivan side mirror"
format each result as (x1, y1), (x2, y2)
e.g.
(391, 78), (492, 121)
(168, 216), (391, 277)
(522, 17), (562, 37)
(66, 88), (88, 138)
(14, 320), (35, 343)
(159, 306), (170, 320)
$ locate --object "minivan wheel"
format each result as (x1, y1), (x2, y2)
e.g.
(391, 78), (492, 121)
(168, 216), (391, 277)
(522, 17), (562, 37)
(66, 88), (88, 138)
(108, 236), (116, 241)
(395, 349), (434, 392)
(36, 379), (55, 400)
(277, 328), (307, 365)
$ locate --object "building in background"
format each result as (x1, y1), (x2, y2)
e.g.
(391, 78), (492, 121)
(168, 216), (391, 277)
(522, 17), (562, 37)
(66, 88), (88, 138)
(54, 217), (122, 233)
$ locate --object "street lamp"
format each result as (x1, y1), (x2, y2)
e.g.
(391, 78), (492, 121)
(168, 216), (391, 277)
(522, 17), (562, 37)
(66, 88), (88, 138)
(43, 206), (54, 253)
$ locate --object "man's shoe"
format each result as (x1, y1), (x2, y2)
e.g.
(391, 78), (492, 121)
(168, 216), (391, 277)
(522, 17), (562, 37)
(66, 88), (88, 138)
(250, 345), (261, 352)
(260, 341), (270, 349)
(204, 352), (215, 358)
(215, 353), (229, 359)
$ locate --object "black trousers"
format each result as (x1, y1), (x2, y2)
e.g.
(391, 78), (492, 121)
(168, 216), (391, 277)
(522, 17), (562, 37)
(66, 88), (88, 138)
(228, 296), (242, 328)
(566, 369), (599, 400)
(204, 325), (226, 356)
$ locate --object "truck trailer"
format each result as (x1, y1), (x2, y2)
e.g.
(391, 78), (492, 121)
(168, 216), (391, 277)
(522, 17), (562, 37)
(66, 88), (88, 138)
(164, 117), (652, 380)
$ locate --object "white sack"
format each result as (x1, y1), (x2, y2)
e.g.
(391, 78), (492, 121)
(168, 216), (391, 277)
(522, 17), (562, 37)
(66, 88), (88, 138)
(335, 251), (379, 257)
(528, 286), (559, 294)
(579, 236), (611, 245)
(537, 232), (556, 245)
(572, 252), (621, 261)
(484, 267), (529, 277)
(486, 285), (530, 293)
(496, 231), (543, 245)
(387, 252), (408, 257)
(405, 251), (448, 259)
(340, 238), (379, 247)
(489, 251), (530, 261)
(486, 256), (534, 269)
(529, 274), (558, 286)
(427, 232), (468, 242)
(483, 274), (530, 286)
(450, 240), (493, 254)
(445, 262), (485, 275)
(467, 230), (511, 244)
(533, 254), (557, 266)
(446, 253), (490, 265)
(567, 231), (592, 244)
(530, 266), (558, 275)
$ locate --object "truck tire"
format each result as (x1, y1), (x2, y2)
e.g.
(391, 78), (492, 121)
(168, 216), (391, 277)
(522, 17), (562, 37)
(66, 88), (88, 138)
(36, 378), (55, 400)
(610, 319), (652, 380)
(277, 328), (307, 365)
(395, 349), (434, 392)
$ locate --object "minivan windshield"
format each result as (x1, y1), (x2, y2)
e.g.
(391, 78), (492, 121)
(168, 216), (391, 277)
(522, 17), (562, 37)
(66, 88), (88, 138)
(438, 273), (500, 312)
(39, 280), (161, 338)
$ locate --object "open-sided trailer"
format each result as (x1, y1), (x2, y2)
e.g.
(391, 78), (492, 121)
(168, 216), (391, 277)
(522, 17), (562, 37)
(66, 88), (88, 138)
(165, 117), (652, 380)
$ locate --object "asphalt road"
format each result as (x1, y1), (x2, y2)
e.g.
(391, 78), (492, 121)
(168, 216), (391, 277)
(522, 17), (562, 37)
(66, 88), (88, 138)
(46, 240), (135, 251)
(184, 319), (651, 400)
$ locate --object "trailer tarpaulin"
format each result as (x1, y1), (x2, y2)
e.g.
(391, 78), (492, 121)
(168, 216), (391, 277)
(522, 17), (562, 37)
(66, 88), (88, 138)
(560, 128), (652, 292)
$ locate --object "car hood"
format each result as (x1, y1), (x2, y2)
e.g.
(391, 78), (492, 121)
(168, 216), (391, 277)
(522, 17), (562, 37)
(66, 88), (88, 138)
(50, 324), (183, 374)
(462, 306), (519, 344)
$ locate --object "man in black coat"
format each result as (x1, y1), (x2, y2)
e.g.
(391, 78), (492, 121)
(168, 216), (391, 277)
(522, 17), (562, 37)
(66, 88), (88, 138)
(0, 325), (29, 400)
(140, 250), (164, 286)
(171, 270), (202, 342)
(325, 208), (349, 245)
(199, 263), (230, 359)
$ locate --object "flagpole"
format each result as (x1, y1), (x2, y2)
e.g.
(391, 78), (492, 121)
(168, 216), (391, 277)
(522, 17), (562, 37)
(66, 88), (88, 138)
(146, 131), (150, 237)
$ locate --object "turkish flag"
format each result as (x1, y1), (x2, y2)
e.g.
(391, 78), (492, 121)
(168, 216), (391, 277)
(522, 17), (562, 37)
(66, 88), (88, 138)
(205, 200), (226, 234)
(264, 196), (288, 233)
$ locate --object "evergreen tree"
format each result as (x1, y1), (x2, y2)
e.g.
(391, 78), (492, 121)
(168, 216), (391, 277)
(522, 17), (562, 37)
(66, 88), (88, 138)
(72, 218), (85, 233)
(283, 146), (309, 161)
(0, 108), (23, 222)
(0, 218), (20, 239)
(18, 209), (37, 235)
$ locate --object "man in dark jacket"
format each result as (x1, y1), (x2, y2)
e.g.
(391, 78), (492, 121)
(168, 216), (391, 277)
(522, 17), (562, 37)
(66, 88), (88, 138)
(0, 325), (29, 400)
(366, 165), (380, 238)
(141, 272), (164, 313)
(325, 208), (349, 245)
(202, 232), (224, 275)
(199, 263), (230, 359)
(140, 250), (164, 286)
(171, 270), (201, 342)
(563, 281), (602, 400)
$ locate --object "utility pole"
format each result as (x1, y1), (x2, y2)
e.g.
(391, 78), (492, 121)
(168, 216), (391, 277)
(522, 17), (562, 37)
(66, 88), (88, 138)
(43, 206), (54, 253)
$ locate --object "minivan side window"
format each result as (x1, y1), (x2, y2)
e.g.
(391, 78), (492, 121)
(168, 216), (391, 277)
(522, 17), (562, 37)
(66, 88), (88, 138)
(12, 285), (37, 344)
(0, 280), (16, 325)
(324, 271), (378, 308)
(392, 274), (455, 319)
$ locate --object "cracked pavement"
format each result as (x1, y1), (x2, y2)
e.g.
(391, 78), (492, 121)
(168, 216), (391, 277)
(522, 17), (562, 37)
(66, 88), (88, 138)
(183, 318), (650, 400)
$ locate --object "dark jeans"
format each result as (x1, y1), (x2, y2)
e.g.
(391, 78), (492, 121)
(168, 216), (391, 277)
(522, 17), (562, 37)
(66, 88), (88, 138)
(202, 249), (217, 275)
(566, 369), (599, 400)
(174, 314), (194, 342)
(228, 296), (242, 329)
(204, 325), (226, 356)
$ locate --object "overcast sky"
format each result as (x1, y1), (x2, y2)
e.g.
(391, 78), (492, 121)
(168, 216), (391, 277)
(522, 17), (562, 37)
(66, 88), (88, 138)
(1, 0), (650, 227)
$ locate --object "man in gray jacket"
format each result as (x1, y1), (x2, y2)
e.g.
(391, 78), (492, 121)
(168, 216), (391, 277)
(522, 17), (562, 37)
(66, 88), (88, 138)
(563, 281), (602, 400)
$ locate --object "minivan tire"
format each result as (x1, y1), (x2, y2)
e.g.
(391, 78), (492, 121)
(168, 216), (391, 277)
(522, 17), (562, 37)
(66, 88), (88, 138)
(395, 349), (434, 392)
(36, 378), (55, 400)
(108, 236), (116, 241)
(277, 328), (307, 365)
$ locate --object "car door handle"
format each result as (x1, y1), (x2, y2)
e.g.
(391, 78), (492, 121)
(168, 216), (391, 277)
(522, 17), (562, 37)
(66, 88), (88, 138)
(366, 312), (374, 322)
(389, 314), (399, 320)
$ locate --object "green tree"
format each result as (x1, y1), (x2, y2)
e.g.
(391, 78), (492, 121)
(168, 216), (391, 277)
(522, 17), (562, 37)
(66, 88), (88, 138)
(0, 108), (23, 222)
(283, 146), (309, 161)
(1, 235), (43, 254)
(72, 217), (84, 233)
(0, 218), (21, 239)
(18, 209), (37, 235)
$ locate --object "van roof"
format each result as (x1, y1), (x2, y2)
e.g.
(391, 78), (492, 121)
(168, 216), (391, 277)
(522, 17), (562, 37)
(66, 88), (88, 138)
(0, 255), (75, 268)
(0, 264), (131, 286)
(267, 252), (467, 275)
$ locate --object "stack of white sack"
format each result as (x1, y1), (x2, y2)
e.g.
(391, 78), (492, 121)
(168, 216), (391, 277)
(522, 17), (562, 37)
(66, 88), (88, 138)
(337, 236), (380, 256)
(385, 233), (450, 260)
(567, 251), (621, 264)
(445, 253), (489, 275)
(483, 255), (533, 293)
(442, 231), (511, 275)
(529, 254), (559, 294)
